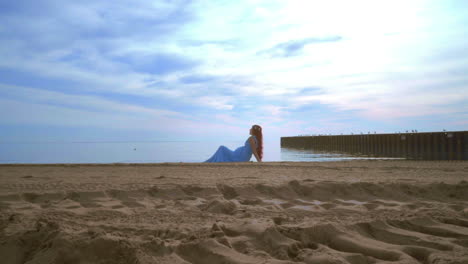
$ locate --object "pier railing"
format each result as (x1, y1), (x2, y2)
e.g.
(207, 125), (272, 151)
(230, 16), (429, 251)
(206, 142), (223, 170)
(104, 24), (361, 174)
(281, 131), (467, 160)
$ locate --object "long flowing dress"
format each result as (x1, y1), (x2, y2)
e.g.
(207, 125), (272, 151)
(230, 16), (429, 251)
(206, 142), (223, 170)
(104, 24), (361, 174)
(205, 136), (257, 162)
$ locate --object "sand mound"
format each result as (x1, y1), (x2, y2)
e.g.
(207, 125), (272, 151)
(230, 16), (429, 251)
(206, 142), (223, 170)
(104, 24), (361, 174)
(0, 219), (139, 264)
(200, 198), (238, 215)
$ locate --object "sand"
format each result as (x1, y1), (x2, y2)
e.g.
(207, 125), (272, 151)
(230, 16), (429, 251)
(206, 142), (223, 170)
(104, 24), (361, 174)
(0, 160), (467, 264)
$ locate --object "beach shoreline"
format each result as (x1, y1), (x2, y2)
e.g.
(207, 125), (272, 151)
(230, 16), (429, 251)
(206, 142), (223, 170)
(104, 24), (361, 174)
(1, 161), (467, 263)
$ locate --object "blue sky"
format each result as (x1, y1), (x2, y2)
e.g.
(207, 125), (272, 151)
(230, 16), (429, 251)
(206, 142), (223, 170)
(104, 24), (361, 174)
(1, 0), (467, 143)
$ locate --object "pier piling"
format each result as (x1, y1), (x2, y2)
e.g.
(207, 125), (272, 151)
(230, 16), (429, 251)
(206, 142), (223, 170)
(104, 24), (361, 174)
(281, 131), (467, 160)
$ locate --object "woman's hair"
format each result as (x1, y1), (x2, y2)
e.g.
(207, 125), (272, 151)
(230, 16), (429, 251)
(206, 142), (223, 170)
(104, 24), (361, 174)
(251, 125), (263, 160)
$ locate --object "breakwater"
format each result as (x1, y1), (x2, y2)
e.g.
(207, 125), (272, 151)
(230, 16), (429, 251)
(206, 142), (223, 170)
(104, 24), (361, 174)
(281, 131), (468, 160)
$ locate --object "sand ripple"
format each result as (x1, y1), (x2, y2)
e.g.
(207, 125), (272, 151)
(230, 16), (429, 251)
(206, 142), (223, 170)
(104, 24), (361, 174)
(1, 179), (468, 263)
(1, 162), (468, 263)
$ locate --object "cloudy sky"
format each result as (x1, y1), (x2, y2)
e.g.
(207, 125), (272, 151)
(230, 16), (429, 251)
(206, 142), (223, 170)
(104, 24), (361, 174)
(1, 0), (467, 143)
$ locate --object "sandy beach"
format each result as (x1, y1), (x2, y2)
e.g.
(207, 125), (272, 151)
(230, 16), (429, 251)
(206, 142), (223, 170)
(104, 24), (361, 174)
(1, 161), (467, 263)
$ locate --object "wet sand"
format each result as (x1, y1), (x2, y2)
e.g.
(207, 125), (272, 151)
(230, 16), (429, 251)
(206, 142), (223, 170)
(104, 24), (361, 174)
(1, 161), (467, 263)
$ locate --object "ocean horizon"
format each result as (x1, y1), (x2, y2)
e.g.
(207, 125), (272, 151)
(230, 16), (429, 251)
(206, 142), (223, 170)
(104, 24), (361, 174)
(0, 140), (397, 164)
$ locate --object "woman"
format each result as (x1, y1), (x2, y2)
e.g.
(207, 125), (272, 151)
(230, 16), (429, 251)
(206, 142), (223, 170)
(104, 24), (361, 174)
(205, 125), (263, 162)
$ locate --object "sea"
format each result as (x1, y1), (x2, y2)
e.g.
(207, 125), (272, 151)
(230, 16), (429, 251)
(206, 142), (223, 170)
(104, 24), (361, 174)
(0, 140), (391, 164)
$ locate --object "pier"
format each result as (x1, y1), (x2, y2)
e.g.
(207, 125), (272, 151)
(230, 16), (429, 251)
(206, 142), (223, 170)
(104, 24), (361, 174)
(281, 131), (468, 160)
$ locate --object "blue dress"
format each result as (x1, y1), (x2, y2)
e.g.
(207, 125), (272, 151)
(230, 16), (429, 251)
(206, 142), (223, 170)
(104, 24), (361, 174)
(205, 136), (257, 162)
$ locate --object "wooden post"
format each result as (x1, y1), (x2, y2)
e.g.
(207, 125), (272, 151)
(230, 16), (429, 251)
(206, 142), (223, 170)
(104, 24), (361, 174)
(441, 133), (448, 160)
(432, 134), (442, 160)
(341, 135), (344, 152)
(335, 136), (339, 152)
(360, 135), (364, 155)
(389, 134), (395, 157)
(464, 131), (468, 160)
(425, 133), (432, 160)
(428, 133), (433, 160)
(384, 135), (390, 157)
(354, 135), (358, 154)
(376, 135), (380, 156)
(383, 135), (387, 157)
(447, 132), (454, 160)
(416, 134), (421, 159)
(354, 135), (359, 154)
(374, 135), (379, 156)
(406, 134), (410, 158)
(395, 134), (400, 158)
(367, 135), (370, 156)
(357, 135), (361, 155)
(421, 133), (426, 159)
(455, 132), (463, 160)
(401, 134), (408, 158)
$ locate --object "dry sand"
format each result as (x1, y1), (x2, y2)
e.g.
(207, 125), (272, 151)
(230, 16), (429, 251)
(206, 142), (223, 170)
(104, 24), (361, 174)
(1, 160), (467, 264)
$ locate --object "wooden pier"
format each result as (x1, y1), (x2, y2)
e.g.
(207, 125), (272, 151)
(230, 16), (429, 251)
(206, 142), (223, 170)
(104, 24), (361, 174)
(281, 131), (468, 160)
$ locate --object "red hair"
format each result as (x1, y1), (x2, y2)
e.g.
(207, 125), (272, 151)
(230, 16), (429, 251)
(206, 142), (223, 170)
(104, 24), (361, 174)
(251, 125), (263, 160)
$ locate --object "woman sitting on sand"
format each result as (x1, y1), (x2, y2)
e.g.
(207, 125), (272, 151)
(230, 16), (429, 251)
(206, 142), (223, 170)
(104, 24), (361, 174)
(205, 125), (263, 163)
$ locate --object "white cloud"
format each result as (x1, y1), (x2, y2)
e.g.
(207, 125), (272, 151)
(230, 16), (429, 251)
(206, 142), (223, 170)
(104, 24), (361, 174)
(195, 96), (234, 110)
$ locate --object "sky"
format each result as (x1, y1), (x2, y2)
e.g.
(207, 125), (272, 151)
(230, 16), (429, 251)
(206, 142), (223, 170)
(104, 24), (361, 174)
(1, 0), (467, 143)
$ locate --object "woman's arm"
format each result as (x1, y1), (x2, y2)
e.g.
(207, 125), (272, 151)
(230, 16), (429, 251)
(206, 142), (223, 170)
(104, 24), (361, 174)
(249, 137), (262, 162)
